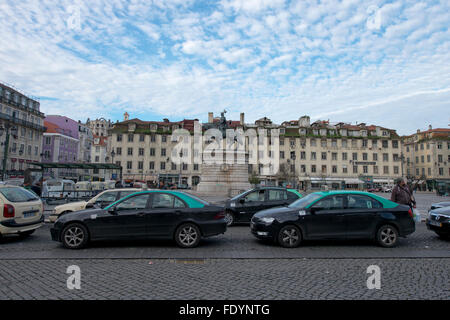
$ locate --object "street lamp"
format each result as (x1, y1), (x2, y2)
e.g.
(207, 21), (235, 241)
(179, 150), (183, 188)
(0, 124), (18, 181)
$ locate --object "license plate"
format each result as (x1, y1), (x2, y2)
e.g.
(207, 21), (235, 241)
(429, 220), (442, 227)
(23, 212), (36, 218)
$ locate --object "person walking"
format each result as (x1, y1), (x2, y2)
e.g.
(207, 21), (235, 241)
(391, 178), (416, 208)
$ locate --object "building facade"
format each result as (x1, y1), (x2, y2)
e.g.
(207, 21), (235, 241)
(91, 135), (109, 180)
(86, 117), (113, 137)
(42, 121), (79, 179)
(0, 83), (46, 179)
(402, 126), (450, 192)
(108, 112), (403, 190)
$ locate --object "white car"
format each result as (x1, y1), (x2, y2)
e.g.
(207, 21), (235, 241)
(0, 185), (44, 238)
(49, 188), (142, 222)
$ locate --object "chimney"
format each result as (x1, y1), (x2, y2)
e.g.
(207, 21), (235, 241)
(208, 112), (213, 123)
(240, 113), (245, 125)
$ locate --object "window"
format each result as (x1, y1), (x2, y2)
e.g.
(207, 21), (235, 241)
(332, 153), (337, 161)
(383, 166), (389, 174)
(268, 190), (287, 201)
(149, 161), (155, 170)
(321, 165), (327, 173)
(438, 155), (443, 163)
(138, 161), (143, 170)
(347, 195), (381, 209)
(383, 153), (388, 162)
(117, 134), (122, 142)
(280, 151), (285, 159)
(310, 139), (316, 147)
(342, 152), (347, 161)
(116, 147), (122, 155)
(373, 166), (378, 174)
(162, 135), (167, 143)
(139, 134), (145, 142)
(160, 162), (166, 170)
(139, 148), (144, 156)
(332, 165), (337, 173)
(362, 140), (368, 148)
(95, 156), (99, 162)
(363, 153), (368, 160)
(116, 194), (149, 210)
(161, 148), (166, 156)
(382, 140), (388, 148)
(373, 153), (378, 161)
(311, 152), (316, 160)
(312, 195), (345, 211)
(351, 139), (357, 148)
(342, 165), (347, 173)
(300, 151), (306, 159)
(150, 148), (155, 156)
(194, 164), (199, 171)
(152, 193), (185, 208)
(45, 137), (51, 145)
(244, 190), (265, 202)
(363, 166), (368, 173)
(321, 152), (327, 160)
(321, 139), (327, 147)
(342, 139), (347, 148)
(290, 151), (295, 160)
(182, 163), (188, 170)
(95, 191), (118, 204)
(352, 153), (358, 161)
(127, 161), (132, 169)
(128, 134), (134, 142)
(151, 134), (156, 142)
(311, 165), (316, 173)
(353, 166), (358, 174)
(127, 147), (133, 155)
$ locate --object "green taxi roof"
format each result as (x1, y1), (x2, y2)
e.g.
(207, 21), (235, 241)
(307, 190), (398, 209)
(105, 190), (207, 209)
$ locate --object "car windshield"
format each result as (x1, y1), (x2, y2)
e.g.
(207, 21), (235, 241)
(0, 187), (40, 202)
(230, 190), (250, 201)
(288, 193), (322, 209)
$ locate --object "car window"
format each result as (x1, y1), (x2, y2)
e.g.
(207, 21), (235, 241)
(289, 193), (322, 209)
(174, 197), (186, 208)
(287, 191), (299, 201)
(115, 194), (149, 210)
(96, 192), (118, 203)
(312, 195), (345, 210)
(0, 187), (39, 202)
(152, 193), (174, 208)
(347, 195), (382, 209)
(119, 190), (139, 198)
(268, 189), (287, 201)
(245, 190), (265, 202)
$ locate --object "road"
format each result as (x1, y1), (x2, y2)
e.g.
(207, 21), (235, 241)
(0, 192), (448, 300)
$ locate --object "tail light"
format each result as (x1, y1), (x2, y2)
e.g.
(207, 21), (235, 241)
(408, 208), (413, 218)
(3, 204), (15, 218)
(214, 211), (225, 220)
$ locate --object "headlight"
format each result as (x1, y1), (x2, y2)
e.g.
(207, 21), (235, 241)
(260, 217), (275, 224)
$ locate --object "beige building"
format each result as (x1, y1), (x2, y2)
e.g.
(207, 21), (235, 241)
(86, 117), (113, 137)
(91, 135), (109, 180)
(250, 116), (402, 190)
(402, 126), (450, 191)
(0, 83), (45, 179)
(108, 112), (405, 190)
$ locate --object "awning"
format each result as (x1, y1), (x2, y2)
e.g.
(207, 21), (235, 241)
(373, 178), (394, 184)
(345, 178), (364, 184)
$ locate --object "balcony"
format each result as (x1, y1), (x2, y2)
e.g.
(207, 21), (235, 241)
(0, 112), (46, 131)
(0, 96), (45, 117)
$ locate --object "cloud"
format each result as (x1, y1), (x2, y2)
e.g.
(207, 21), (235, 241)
(0, 0), (448, 136)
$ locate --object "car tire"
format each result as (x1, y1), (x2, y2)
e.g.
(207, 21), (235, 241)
(175, 223), (201, 248)
(224, 211), (235, 227)
(61, 223), (89, 249)
(277, 225), (302, 248)
(18, 230), (35, 238)
(376, 225), (399, 248)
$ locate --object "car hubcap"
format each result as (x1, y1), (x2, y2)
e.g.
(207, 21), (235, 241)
(380, 228), (396, 245)
(282, 228), (299, 246)
(64, 227), (84, 247)
(225, 213), (233, 226)
(179, 226), (198, 246)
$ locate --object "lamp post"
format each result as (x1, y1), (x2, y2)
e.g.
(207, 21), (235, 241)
(0, 124), (18, 181)
(110, 149), (115, 180)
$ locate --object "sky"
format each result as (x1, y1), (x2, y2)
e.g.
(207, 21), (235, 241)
(0, 0), (449, 135)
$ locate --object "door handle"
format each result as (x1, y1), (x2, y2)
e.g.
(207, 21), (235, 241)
(137, 212), (146, 217)
(175, 210), (182, 215)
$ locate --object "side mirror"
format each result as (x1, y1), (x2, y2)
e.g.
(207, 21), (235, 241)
(108, 206), (117, 215)
(85, 203), (94, 209)
(239, 198), (245, 204)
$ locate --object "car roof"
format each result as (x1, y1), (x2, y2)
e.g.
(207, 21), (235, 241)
(0, 184), (21, 188)
(310, 190), (398, 208)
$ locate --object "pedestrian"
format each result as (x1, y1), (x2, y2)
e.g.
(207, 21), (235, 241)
(391, 178), (416, 208)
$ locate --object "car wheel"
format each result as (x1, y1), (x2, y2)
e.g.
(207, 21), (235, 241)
(175, 223), (201, 248)
(224, 212), (234, 226)
(18, 230), (35, 238)
(61, 223), (89, 249)
(278, 225), (302, 248)
(376, 225), (399, 248)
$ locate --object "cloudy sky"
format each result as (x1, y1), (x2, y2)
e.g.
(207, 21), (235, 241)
(0, 0), (449, 135)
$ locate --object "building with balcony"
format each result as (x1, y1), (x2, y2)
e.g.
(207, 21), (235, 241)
(402, 126), (450, 192)
(91, 135), (109, 180)
(0, 82), (46, 179)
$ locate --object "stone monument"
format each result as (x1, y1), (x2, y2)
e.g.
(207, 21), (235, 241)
(196, 110), (251, 197)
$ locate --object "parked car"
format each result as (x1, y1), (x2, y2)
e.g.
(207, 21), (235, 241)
(49, 188), (142, 222)
(0, 185), (44, 239)
(382, 185), (393, 193)
(367, 187), (381, 192)
(426, 206), (450, 239)
(50, 190), (227, 249)
(429, 202), (450, 211)
(224, 187), (303, 226)
(251, 191), (415, 248)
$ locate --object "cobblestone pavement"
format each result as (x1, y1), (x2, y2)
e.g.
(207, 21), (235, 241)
(0, 192), (448, 300)
(0, 258), (448, 299)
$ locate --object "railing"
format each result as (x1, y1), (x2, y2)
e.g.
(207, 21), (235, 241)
(0, 112), (46, 131)
(0, 96), (44, 117)
(41, 189), (103, 204)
